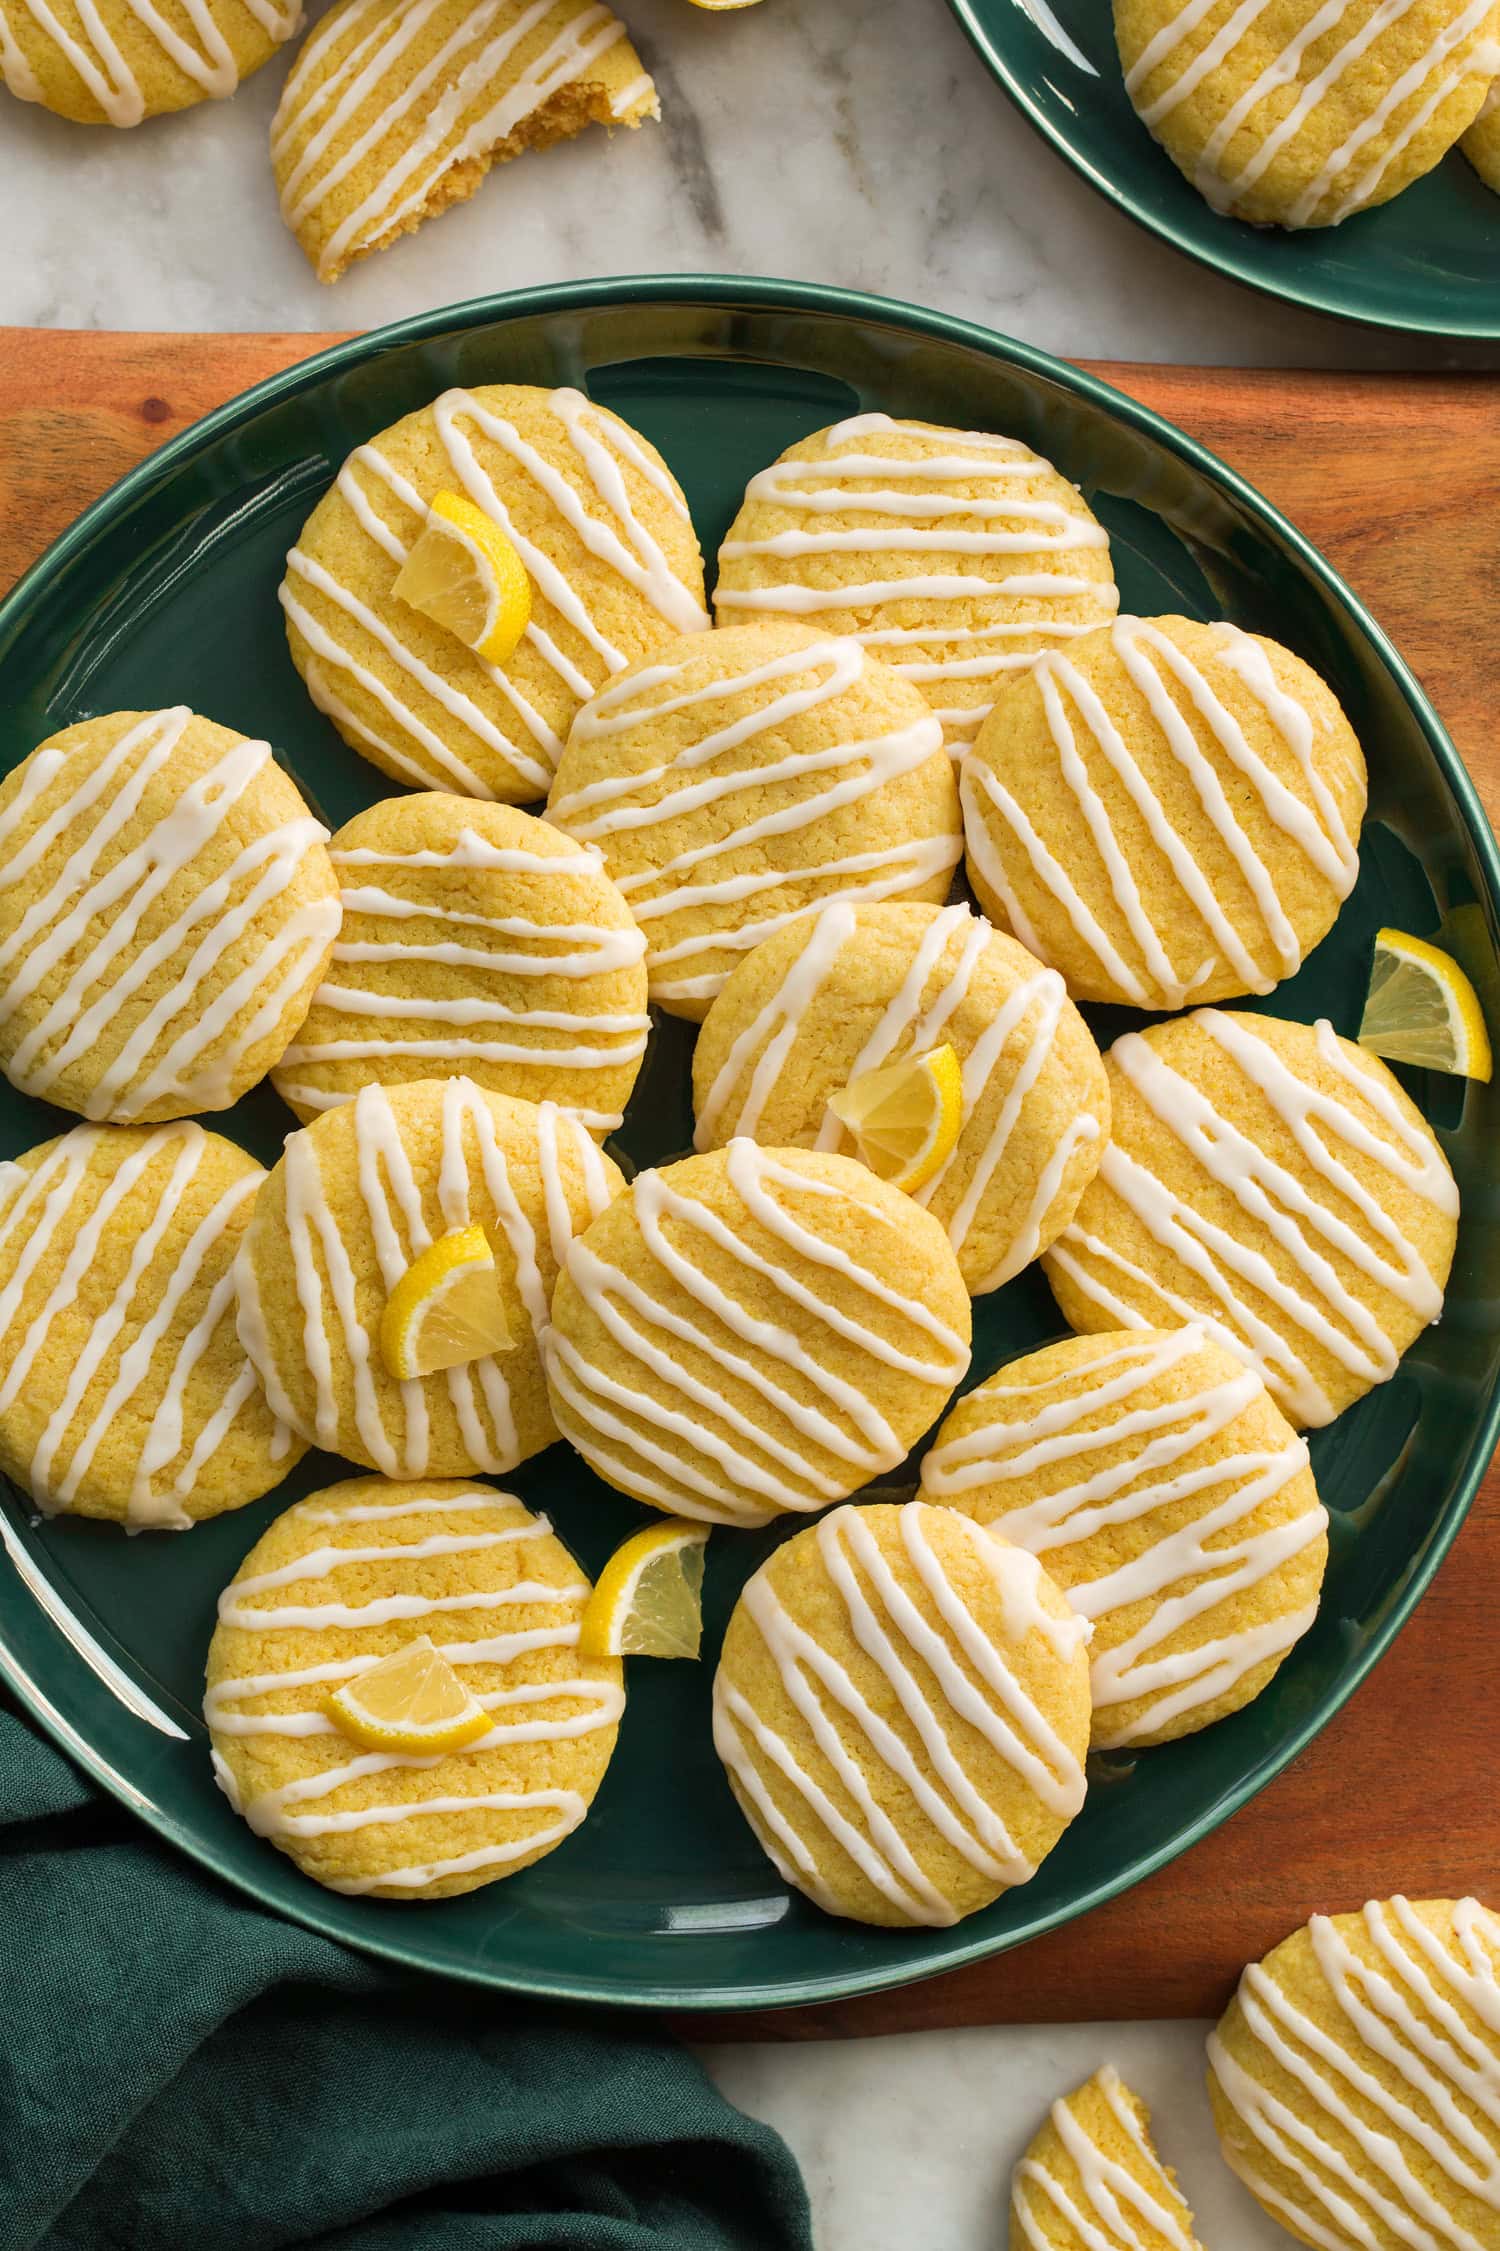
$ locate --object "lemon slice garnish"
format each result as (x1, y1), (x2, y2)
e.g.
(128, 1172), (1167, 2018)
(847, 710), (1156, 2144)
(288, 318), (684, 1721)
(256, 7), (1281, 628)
(391, 489), (532, 666)
(579, 1520), (710, 1659)
(325, 1636), (491, 1755)
(685, 0), (763, 10)
(1358, 927), (1493, 1081)
(379, 1224), (513, 1381)
(826, 1041), (965, 1194)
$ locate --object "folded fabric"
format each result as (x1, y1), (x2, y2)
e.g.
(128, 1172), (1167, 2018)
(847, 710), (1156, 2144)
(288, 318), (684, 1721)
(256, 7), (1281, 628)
(0, 1697), (813, 2251)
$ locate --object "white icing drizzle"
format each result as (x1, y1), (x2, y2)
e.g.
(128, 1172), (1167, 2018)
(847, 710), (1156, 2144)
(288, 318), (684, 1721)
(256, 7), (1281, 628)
(1125, 0), (1500, 226)
(0, 1123), (293, 1527)
(234, 1079), (614, 1478)
(715, 414), (1116, 752)
(0, 0), (300, 125)
(921, 1326), (1324, 1744)
(207, 1485), (624, 1895)
(271, 0), (653, 278)
(548, 635), (957, 1008)
(273, 821), (647, 1128)
(1048, 1012), (1457, 1428)
(711, 1502), (1087, 1925)
(281, 386), (704, 798)
(0, 708), (337, 1122)
(694, 900), (1101, 1291)
(1208, 1897), (1500, 2251)
(542, 1140), (971, 1526)
(1012, 2065), (1201, 2251)
(960, 617), (1360, 1009)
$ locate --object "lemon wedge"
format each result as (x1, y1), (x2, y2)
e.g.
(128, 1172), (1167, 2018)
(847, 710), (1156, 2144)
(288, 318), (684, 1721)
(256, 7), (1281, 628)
(392, 489), (532, 666)
(1358, 927), (1493, 1081)
(826, 1041), (965, 1194)
(579, 1520), (710, 1659)
(379, 1224), (513, 1381)
(325, 1636), (491, 1755)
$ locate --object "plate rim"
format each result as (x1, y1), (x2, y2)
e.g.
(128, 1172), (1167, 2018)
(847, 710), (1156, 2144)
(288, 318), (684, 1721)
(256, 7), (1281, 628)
(1, 271), (1498, 2011)
(944, 0), (1500, 344)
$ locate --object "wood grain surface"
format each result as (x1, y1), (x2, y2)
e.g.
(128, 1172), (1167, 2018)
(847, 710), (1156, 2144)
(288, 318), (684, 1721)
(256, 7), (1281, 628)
(1, 327), (1496, 2040)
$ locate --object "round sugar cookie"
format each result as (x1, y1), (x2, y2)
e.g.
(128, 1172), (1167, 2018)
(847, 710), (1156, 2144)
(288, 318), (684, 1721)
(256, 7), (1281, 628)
(1042, 1010), (1459, 1430)
(545, 621), (962, 1020)
(711, 1500), (1090, 1928)
(0, 1121), (301, 1528)
(281, 382), (708, 804)
(0, 707), (340, 1124)
(1463, 81), (1500, 185)
(206, 1476), (623, 1900)
(692, 902), (1109, 1294)
(1011, 2065), (1204, 2251)
(542, 1142), (972, 1526)
(961, 615), (1367, 1011)
(272, 0), (657, 282)
(713, 414), (1119, 755)
(235, 1078), (624, 1479)
(922, 1325), (1327, 1748)
(0, 0), (299, 124)
(271, 792), (649, 1132)
(1114, 0), (1500, 229)
(1208, 1896), (1500, 2251)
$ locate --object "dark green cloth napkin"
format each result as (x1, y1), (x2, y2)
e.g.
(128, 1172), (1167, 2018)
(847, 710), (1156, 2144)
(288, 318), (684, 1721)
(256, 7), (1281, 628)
(0, 1698), (813, 2251)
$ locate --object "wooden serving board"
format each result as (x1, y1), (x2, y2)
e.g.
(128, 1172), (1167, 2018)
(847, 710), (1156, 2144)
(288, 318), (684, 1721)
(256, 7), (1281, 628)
(1, 329), (1497, 2041)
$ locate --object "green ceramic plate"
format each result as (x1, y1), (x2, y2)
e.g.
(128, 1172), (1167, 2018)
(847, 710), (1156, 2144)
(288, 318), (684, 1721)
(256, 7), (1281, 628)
(949, 0), (1500, 339)
(0, 277), (1496, 2013)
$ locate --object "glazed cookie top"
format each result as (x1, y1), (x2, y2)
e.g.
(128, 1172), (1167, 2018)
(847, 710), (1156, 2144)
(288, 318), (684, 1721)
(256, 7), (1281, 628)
(713, 414), (1119, 755)
(546, 621), (962, 1020)
(1011, 2065), (1204, 2251)
(1043, 1010), (1459, 1429)
(1464, 80), (1500, 186)
(0, 0), (301, 124)
(692, 902), (1109, 1293)
(542, 1142), (972, 1525)
(1115, 0), (1500, 228)
(1208, 1895), (1500, 2251)
(281, 382), (708, 805)
(235, 1077), (624, 1480)
(206, 1477), (624, 1900)
(0, 707), (340, 1124)
(712, 1501), (1091, 1928)
(0, 1122), (301, 1528)
(961, 615), (1367, 1011)
(921, 1325), (1327, 1748)
(272, 0), (657, 283)
(271, 792), (649, 1132)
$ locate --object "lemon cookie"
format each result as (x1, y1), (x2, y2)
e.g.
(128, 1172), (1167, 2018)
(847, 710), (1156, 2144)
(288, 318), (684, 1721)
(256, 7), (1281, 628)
(1207, 1895), (1500, 2250)
(1043, 1010), (1459, 1430)
(1115, 0), (1500, 228)
(713, 415), (1119, 755)
(206, 1476), (624, 1899)
(0, 1122), (300, 1528)
(272, 0), (657, 282)
(281, 383), (708, 805)
(0, 0), (299, 123)
(1011, 2066), (1204, 2251)
(542, 1142), (972, 1526)
(962, 615), (1366, 1011)
(546, 622), (962, 1021)
(0, 708), (339, 1124)
(922, 1325), (1327, 1748)
(235, 1078), (624, 1479)
(271, 793), (648, 1131)
(692, 903), (1108, 1293)
(711, 1500), (1090, 1927)
(1463, 81), (1500, 184)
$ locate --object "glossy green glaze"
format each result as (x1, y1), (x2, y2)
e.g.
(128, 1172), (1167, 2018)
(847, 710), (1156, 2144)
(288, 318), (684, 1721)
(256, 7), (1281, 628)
(950, 0), (1500, 339)
(0, 278), (1495, 2011)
